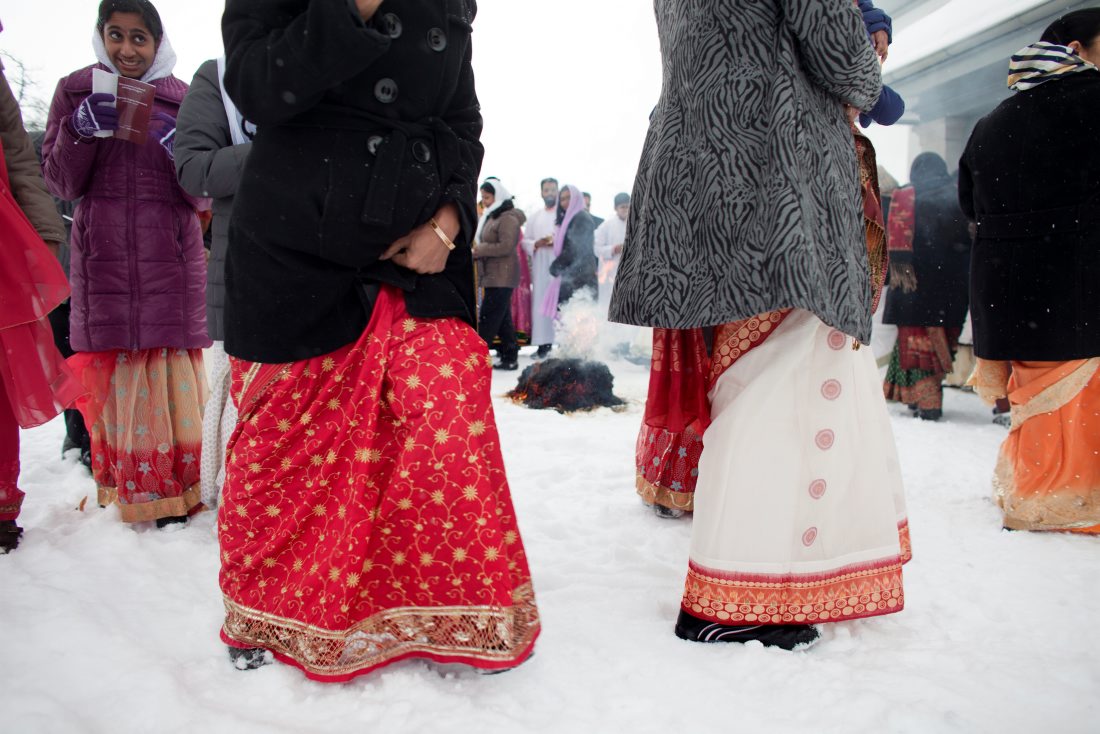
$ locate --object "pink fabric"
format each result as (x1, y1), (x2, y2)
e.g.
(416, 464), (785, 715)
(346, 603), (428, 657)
(0, 137), (84, 429)
(510, 233), (532, 337)
(0, 379), (23, 522)
(540, 184), (585, 318)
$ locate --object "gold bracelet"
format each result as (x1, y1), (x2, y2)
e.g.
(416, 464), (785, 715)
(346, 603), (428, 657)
(429, 218), (456, 251)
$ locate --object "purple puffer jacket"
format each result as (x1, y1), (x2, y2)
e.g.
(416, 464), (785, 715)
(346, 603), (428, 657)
(42, 64), (209, 353)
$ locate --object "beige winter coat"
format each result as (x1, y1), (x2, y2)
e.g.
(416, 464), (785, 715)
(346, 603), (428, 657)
(0, 60), (65, 246)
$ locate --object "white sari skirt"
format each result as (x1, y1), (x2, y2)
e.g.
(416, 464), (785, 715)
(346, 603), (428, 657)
(683, 310), (910, 625)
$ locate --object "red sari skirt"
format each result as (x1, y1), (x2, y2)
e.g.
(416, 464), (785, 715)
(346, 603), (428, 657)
(218, 286), (540, 681)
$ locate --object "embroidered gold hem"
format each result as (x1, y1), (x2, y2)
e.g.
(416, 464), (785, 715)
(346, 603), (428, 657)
(994, 472), (1100, 532)
(636, 473), (694, 512)
(683, 559), (904, 624)
(98, 483), (203, 523)
(222, 582), (541, 678)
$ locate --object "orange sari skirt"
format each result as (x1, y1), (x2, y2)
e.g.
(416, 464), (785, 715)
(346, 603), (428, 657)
(992, 359), (1100, 533)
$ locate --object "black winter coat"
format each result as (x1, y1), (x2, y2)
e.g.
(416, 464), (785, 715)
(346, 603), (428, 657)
(549, 211), (597, 306)
(959, 71), (1100, 361)
(883, 172), (971, 328)
(221, 0), (484, 362)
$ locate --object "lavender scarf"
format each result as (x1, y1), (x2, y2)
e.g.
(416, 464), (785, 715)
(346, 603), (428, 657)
(540, 184), (585, 318)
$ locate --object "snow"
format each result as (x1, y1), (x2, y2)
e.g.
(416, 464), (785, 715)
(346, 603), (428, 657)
(3, 350), (1099, 733)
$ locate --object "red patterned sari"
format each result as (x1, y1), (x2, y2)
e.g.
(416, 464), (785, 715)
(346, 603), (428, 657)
(219, 286), (539, 681)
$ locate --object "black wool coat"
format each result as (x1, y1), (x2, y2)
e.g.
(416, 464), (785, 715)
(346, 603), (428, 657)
(549, 211), (597, 306)
(959, 71), (1100, 361)
(221, 0), (484, 362)
(883, 173), (971, 328)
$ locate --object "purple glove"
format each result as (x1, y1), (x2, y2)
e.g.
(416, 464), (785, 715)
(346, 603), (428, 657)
(71, 93), (118, 137)
(151, 111), (176, 160)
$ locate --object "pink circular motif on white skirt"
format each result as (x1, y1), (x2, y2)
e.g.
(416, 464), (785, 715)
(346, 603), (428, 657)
(815, 429), (835, 450)
(802, 527), (819, 547)
(809, 479), (827, 499)
(827, 330), (847, 350)
(821, 379), (842, 400)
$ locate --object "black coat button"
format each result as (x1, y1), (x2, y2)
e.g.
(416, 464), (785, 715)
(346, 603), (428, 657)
(374, 78), (398, 104)
(381, 13), (402, 39)
(427, 28), (447, 52)
(367, 135), (383, 155)
(412, 140), (432, 164)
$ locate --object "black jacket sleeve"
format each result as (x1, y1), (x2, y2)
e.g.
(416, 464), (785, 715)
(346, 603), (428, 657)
(221, 0), (392, 125)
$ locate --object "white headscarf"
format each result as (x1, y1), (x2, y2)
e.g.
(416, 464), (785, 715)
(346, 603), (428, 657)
(92, 25), (177, 83)
(474, 177), (513, 244)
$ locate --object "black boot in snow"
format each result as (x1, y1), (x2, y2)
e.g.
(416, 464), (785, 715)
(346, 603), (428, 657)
(918, 408), (943, 421)
(228, 646), (273, 671)
(674, 610), (820, 650)
(653, 504), (685, 519)
(0, 520), (24, 553)
(155, 515), (188, 530)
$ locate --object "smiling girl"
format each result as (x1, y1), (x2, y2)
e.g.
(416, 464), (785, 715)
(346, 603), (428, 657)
(41, 0), (210, 528)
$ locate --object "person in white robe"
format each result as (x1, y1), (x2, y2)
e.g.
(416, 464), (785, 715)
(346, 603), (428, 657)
(522, 177), (559, 358)
(593, 193), (630, 315)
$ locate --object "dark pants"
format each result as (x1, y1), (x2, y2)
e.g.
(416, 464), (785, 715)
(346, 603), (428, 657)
(478, 287), (518, 362)
(46, 302), (90, 453)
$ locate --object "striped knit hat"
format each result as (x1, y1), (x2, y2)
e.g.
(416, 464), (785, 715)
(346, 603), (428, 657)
(1008, 42), (1097, 91)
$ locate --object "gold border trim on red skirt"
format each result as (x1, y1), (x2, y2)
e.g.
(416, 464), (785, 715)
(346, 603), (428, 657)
(98, 483), (203, 523)
(635, 473), (694, 512)
(222, 582), (541, 678)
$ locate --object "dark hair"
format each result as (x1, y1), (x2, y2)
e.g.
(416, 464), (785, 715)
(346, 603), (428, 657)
(1041, 9), (1100, 48)
(909, 151), (949, 185)
(97, 0), (164, 43)
(582, 192), (592, 199)
(480, 181), (496, 195)
(540, 177), (558, 188)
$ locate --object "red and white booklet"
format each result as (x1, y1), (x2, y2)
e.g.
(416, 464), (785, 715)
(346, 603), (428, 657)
(92, 68), (155, 144)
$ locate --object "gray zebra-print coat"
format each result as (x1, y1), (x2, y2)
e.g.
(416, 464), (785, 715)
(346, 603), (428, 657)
(609, 0), (883, 343)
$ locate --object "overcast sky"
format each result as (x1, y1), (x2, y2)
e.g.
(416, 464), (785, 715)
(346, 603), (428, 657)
(2, 0), (918, 216)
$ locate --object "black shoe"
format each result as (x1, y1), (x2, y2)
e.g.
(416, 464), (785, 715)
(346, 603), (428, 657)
(918, 408), (942, 421)
(79, 448), (92, 472)
(653, 504), (685, 519)
(228, 646), (273, 671)
(156, 515), (188, 530)
(533, 345), (551, 360)
(674, 610), (820, 650)
(493, 359), (519, 371)
(992, 413), (1011, 428)
(62, 435), (79, 456)
(906, 403), (918, 412)
(0, 520), (23, 554)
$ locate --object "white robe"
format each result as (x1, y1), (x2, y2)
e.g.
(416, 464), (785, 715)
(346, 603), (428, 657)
(593, 215), (627, 313)
(522, 206), (558, 346)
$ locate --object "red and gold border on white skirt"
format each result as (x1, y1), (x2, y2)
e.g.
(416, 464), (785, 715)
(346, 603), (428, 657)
(683, 520), (910, 626)
(222, 583), (540, 682)
(683, 557), (904, 625)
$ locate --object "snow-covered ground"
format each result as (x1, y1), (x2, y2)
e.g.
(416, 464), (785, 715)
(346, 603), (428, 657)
(2, 350), (1098, 734)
